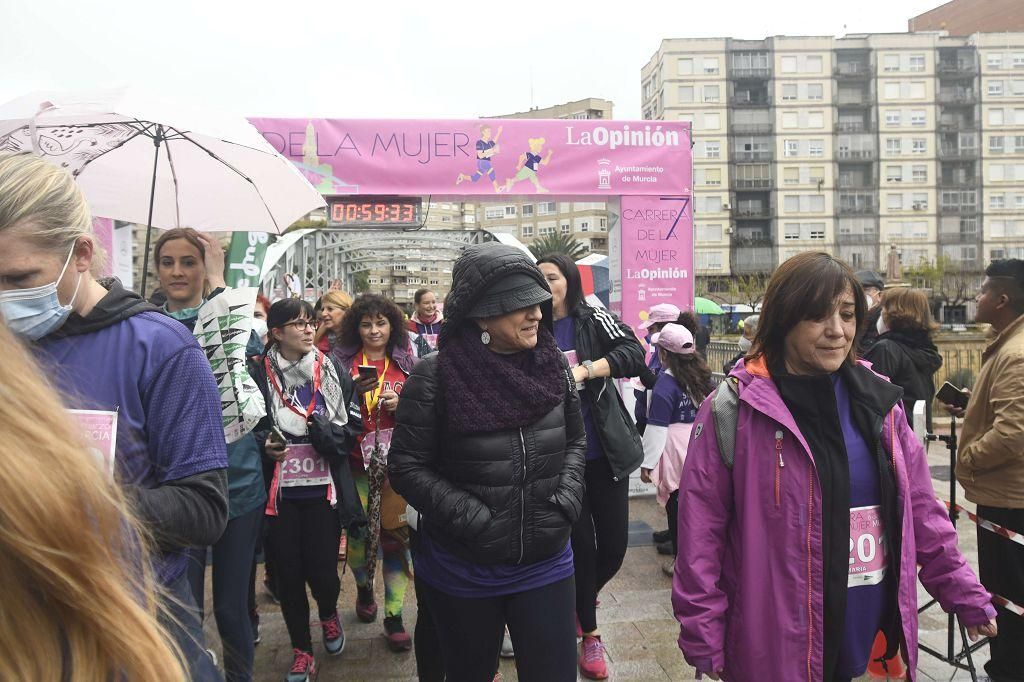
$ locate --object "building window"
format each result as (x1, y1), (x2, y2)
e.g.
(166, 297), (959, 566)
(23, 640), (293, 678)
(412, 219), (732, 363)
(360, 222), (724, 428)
(704, 141), (721, 159)
(521, 204), (534, 217)
(910, 82), (926, 99)
(785, 140), (799, 157)
(886, 138), (902, 155)
(808, 112), (824, 128)
(678, 86), (694, 103)
(912, 193), (928, 210)
(703, 85), (720, 103)
(484, 207), (504, 219)
(1013, 80), (1024, 96)
(989, 53), (1004, 70)
(909, 54), (925, 72)
(504, 206), (517, 217)
(884, 82), (900, 99)
(991, 136), (1006, 154)
(910, 110), (926, 126)
(805, 56), (823, 73)
(521, 224), (534, 237)
(1017, 135), (1024, 152)
(701, 196), (723, 213)
(990, 108), (1005, 126)
(887, 194), (904, 210)
(911, 138), (927, 154)
(912, 165), (927, 182)
(678, 58), (693, 75)
(600, 218), (607, 230)
(579, 221), (590, 232)
(781, 56), (797, 73)
(810, 166), (825, 184)
(1014, 54), (1024, 69)
(885, 110), (901, 126)
(884, 55), (900, 72)
(989, 81), (1005, 97)
(808, 223), (826, 240)
(886, 166), (903, 182)
(704, 113), (720, 130)
(991, 194), (1006, 209)
(808, 83), (824, 100)
(703, 57), (720, 74)
(697, 224), (723, 242)
(561, 223), (571, 234)
(783, 111), (798, 128)
(537, 201), (556, 215)
(784, 223), (800, 240)
(809, 140), (824, 157)
(782, 84), (798, 101)
(705, 168), (722, 185)
(783, 167), (799, 185)
(539, 224), (555, 237)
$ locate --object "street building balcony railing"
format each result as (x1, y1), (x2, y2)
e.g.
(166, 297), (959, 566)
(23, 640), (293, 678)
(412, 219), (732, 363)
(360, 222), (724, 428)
(937, 231), (982, 245)
(836, 149), (876, 161)
(836, 121), (872, 133)
(937, 61), (978, 76)
(836, 233), (879, 245)
(939, 203), (979, 214)
(837, 95), (872, 107)
(834, 64), (871, 79)
(938, 147), (979, 159)
(730, 67), (771, 80)
(730, 245), (775, 274)
(732, 177), (773, 190)
(937, 91), (977, 104)
(938, 120), (976, 132)
(938, 176), (979, 188)
(729, 123), (773, 135)
(733, 150), (773, 162)
(838, 178), (875, 189)
(731, 97), (772, 107)
(735, 207), (773, 219)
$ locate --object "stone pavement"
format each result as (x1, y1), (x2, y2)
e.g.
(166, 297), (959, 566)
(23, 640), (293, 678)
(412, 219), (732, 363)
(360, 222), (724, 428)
(204, 433), (997, 681)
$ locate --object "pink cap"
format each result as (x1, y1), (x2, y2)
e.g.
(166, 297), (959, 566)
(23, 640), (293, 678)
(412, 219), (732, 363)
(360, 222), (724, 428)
(639, 303), (682, 329)
(651, 323), (695, 355)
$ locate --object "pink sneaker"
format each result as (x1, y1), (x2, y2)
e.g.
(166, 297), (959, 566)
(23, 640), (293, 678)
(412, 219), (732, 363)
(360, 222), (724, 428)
(579, 635), (608, 680)
(286, 649), (317, 682)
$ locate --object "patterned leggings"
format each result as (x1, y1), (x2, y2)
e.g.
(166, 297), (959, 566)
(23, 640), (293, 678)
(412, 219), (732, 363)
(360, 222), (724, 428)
(347, 469), (412, 618)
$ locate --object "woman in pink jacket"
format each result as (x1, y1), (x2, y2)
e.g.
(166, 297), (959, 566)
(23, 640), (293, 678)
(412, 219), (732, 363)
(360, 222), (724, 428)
(673, 252), (997, 682)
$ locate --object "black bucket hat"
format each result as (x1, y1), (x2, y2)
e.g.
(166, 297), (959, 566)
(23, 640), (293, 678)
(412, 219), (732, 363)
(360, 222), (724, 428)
(468, 272), (552, 319)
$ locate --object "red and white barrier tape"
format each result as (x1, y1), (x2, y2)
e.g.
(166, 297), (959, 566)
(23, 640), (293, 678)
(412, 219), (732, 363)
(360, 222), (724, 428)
(941, 500), (1024, 549)
(939, 499), (1024, 617)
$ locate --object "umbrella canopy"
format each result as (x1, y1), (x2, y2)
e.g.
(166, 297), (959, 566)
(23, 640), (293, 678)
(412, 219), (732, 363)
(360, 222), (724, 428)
(694, 297), (725, 315)
(576, 253), (610, 308)
(0, 89), (325, 233)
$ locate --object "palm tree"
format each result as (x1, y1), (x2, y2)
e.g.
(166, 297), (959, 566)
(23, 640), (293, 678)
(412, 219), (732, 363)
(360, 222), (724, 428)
(529, 233), (588, 260)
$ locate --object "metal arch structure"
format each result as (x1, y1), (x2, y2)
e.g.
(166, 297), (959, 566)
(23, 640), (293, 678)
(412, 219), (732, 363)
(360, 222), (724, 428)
(261, 228), (497, 298)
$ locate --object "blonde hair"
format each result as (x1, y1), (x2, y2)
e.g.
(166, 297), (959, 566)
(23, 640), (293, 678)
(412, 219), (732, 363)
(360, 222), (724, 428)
(881, 287), (939, 336)
(314, 289), (354, 345)
(0, 152), (106, 272)
(0, 322), (185, 681)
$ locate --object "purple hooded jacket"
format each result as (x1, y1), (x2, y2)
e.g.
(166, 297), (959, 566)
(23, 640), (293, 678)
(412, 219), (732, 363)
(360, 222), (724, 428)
(673, 357), (995, 682)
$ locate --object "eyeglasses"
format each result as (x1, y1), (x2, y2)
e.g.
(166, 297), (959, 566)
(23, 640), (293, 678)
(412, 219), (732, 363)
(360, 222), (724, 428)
(281, 319), (316, 331)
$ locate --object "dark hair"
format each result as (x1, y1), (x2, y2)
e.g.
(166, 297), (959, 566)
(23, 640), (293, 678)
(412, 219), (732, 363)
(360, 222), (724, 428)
(676, 311), (700, 338)
(154, 228), (205, 262)
(339, 294), (408, 357)
(536, 253), (584, 312)
(266, 298), (315, 346)
(414, 288), (435, 305)
(660, 349), (713, 406)
(986, 259), (1024, 315)
(751, 252), (866, 367)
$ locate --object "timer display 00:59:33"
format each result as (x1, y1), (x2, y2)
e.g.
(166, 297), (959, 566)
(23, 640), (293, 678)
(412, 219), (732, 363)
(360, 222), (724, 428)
(330, 201), (419, 224)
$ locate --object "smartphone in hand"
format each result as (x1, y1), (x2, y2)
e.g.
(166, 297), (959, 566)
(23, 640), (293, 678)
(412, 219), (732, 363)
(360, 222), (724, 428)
(936, 381), (969, 409)
(357, 364), (379, 382)
(269, 425), (287, 446)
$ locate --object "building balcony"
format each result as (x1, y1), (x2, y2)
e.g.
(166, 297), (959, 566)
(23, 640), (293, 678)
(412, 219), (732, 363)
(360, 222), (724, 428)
(836, 121), (872, 133)
(836, 149), (876, 161)
(838, 178), (875, 190)
(938, 120), (976, 132)
(838, 195), (877, 215)
(937, 61), (978, 76)
(733, 150), (773, 162)
(937, 231), (981, 245)
(729, 123), (773, 135)
(730, 67), (771, 80)
(734, 207), (773, 220)
(732, 177), (773, 190)
(939, 203), (979, 214)
(834, 64), (871, 79)
(836, 233), (879, 245)
(937, 91), (977, 105)
(730, 244), (775, 274)
(730, 97), (772, 107)
(938, 147), (979, 160)
(938, 176), (979, 188)
(837, 96), (872, 108)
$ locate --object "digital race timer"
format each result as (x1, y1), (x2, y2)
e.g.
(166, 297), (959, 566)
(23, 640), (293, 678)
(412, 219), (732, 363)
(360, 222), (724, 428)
(327, 197), (422, 227)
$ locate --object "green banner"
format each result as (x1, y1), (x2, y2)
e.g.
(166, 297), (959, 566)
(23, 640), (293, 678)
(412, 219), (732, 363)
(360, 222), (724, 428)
(224, 232), (271, 289)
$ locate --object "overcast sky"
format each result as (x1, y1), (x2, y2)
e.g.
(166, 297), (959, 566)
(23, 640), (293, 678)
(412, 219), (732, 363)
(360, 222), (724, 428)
(1, 0), (944, 121)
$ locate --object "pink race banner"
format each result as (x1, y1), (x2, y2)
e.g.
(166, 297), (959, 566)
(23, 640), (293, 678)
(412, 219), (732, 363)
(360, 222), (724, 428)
(248, 118), (691, 197)
(612, 196), (694, 341)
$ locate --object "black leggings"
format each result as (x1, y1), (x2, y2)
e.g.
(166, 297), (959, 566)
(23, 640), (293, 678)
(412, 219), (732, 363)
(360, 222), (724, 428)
(666, 489), (679, 555)
(418, 576), (577, 682)
(572, 456), (630, 633)
(265, 496), (341, 652)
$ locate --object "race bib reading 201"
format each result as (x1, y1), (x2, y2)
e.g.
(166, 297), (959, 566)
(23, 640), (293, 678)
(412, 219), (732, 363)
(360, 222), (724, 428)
(849, 505), (888, 587)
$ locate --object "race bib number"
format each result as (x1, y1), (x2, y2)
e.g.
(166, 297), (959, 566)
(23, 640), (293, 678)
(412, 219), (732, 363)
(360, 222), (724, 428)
(849, 505), (888, 587)
(69, 409), (118, 477)
(280, 444), (332, 487)
(360, 428), (394, 469)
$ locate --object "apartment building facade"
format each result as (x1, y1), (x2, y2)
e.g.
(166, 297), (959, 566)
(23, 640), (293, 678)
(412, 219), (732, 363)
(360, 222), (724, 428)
(641, 31), (1024, 280)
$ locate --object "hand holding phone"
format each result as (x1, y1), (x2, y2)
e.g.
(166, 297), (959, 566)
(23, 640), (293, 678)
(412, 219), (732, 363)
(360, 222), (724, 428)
(356, 365), (379, 395)
(265, 426), (288, 462)
(936, 381), (970, 413)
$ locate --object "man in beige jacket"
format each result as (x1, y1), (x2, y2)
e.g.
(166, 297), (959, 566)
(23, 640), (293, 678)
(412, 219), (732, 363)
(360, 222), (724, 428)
(945, 259), (1024, 682)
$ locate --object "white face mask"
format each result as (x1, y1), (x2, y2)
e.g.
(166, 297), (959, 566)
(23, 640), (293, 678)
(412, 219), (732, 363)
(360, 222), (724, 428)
(252, 318), (268, 339)
(876, 314), (888, 336)
(738, 336), (753, 353)
(0, 244), (82, 340)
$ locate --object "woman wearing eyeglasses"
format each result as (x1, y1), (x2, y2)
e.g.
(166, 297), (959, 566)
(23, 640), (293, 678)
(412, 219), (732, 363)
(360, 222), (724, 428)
(251, 298), (365, 682)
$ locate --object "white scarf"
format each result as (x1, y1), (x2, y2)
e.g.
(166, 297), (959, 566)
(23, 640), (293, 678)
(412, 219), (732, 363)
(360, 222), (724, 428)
(266, 346), (348, 438)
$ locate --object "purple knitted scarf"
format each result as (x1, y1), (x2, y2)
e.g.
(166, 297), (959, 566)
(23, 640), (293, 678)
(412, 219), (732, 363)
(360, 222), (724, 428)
(439, 323), (566, 434)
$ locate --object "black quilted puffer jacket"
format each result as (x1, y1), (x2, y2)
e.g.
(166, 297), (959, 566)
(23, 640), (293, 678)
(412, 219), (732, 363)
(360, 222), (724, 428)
(387, 242), (587, 565)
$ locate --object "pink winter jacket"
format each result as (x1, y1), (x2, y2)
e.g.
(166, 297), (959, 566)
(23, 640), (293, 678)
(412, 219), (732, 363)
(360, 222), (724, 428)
(672, 357), (996, 682)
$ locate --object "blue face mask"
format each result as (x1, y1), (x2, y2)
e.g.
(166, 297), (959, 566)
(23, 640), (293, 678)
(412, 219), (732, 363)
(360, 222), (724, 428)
(0, 245), (82, 340)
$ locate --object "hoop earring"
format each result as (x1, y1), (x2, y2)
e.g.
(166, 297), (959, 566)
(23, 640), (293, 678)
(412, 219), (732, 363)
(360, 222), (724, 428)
(480, 330), (491, 345)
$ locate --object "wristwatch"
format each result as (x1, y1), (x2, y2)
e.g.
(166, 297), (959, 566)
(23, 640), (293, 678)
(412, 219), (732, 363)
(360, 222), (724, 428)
(582, 360), (596, 379)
